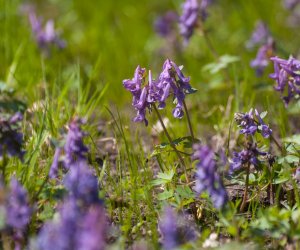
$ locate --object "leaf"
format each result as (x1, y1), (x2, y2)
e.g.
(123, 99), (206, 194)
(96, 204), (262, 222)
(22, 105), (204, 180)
(151, 169), (175, 186)
(260, 111), (268, 119)
(202, 54), (240, 74)
(176, 186), (195, 199)
(157, 190), (174, 200)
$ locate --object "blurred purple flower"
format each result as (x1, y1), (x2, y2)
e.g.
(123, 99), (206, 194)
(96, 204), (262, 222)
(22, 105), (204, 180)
(234, 109), (272, 138)
(179, 0), (199, 43)
(76, 205), (107, 250)
(0, 112), (24, 160)
(154, 11), (178, 37)
(64, 118), (88, 167)
(159, 206), (196, 250)
(246, 21), (270, 49)
(250, 39), (274, 76)
(200, 0), (213, 21)
(64, 161), (102, 207)
(192, 144), (228, 209)
(159, 207), (179, 250)
(283, 0), (300, 9)
(270, 56), (300, 106)
(6, 178), (32, 230)
(49, 118), (88, 178)
(38, 200), (106, 250)
(230, 144), (266, 174)
(29, 12), (66, 52)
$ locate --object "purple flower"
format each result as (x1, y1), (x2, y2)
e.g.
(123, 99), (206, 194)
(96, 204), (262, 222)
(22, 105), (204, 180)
(37, 199), (81, 250)
(0, 112), (24, 160)
(29, 11), (66, 52)
(179, 0), (199, 44)
(6, 178), (32, 230)
(283, 0), (300, 9)
(49, 118), (88, 178)
(159, 206), (196, 250)
(64, 161), (102, 207)
(76, 205), (107, 250)
(234, 109), (272, 138)
(159, 207), (179, 250)
(158, 59), (194, 119)
(230, 144), (267, 174)
(200, 0), (213, 21)
(123, 60), (195, 125)
(270, 56), (300, 106)
(64, 118), (88, 167)
(246, 21), (270, 49)
(192, 144), (228, 209)
(154, 11), (178, 37)
(250, 39), (274, 76)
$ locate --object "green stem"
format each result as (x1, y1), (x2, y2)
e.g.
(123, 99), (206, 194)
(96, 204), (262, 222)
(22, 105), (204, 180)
(182, 99), (195, 142)
(240, 162), (250, 212)
(153, 105), (189, 183)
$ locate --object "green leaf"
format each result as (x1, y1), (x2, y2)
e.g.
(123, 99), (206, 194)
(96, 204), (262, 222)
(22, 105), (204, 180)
(260, 111), (268, 119)
(176, 186), (195, 199)
(157, 190), (174, 200)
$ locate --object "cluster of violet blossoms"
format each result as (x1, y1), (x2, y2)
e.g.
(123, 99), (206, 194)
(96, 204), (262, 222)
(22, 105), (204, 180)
(234, 108), (272, 138)
(179, 0), (213, 43)
(49, 118), (88, 178)
(2, 178), (32, 250)
(230, 143), (266, 174)
(283, 0), (300, 10)
(123, 59), (195, 126)
(0, 112), (24, 160)
(269, 56), (300, 106)
(247, 21), (275, 76)
(159, 206), (196, 250)
(29, 11), (66, 53)
(37, 125), (107, 250)
(192, 144), (228, 209)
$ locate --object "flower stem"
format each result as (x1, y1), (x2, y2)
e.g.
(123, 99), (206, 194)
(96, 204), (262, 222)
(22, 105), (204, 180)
(182, 99), (195, 142)
(240, 162), (250, 212)
(153, 105), (189, 183)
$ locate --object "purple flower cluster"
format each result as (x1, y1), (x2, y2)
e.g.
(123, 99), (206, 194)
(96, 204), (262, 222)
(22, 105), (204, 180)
(64, 161), (102, 206)
(200, 0), (213, 21)
(29, 11), (66, 52)
(37, 200), (106, 250)
(179, 0), (199, 43)
(0, 112), (24, 160)
(5, 178), (32, 230)
(159, 206), (196, 250)
(230, 144), (266, 174)
(283, 0), (300, 10)
(246, 21), (270, 49)
(3, 178), (32, 250)
(270, 56), (300, 106)
(123, 59), (194, 126)
(247, 21), (274, 76)
(234, 109), (272, 138)
(49, 118), (88, 178)
(250, 39), (274, 76)
(192, 144), (228, 209)
(154, 11), (178, 38)
(38, 160), (106, 249)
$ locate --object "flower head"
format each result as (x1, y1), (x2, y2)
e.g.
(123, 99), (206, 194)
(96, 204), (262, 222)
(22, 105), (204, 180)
(6, 178), (32, 230)
(159, 206), (196, 250)
(283, 0), (300, 9)
(64, 161), (102, 207)
(246, 21), (270, 49)
(192, 144), (228, 209)
(270, 56), (300, 106)
(234, 109), (272, 138)
(179, 0), (199, 44)
(0, 112), (24, 160)
(230, 143), (267, 174)
(200, 0), (213, 21)
(250, 39), (274, 76)
(154, 11), (178, 37)
(29, 11), (66, 52)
